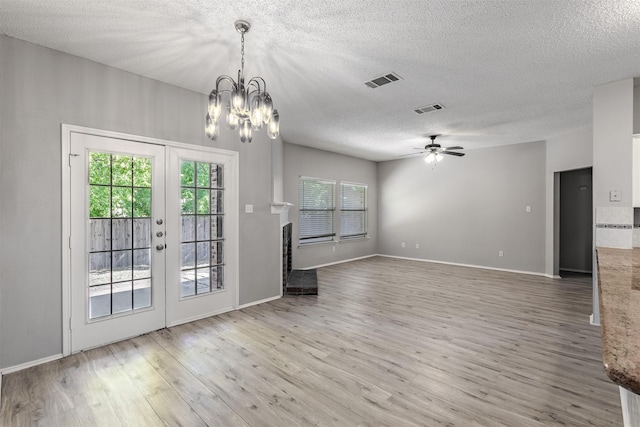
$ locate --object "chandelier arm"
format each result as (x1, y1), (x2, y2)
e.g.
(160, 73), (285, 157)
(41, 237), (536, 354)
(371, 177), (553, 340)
(246, 77), (267, 92)
(215, 75), (238, 91)
(246, 81), (264, 95)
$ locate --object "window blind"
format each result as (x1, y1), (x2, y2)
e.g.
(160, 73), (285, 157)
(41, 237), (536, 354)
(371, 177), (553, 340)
(299, 177), (336, 244)
(340, 182), (367, 238)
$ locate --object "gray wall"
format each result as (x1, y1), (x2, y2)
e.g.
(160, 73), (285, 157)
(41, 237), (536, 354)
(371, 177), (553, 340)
(283, 143), (377, 268)
(559, 168), (593, 273)
(593, 78), (634, 208)
(377, 141), (546, 274)
(0, 36), (281, 369)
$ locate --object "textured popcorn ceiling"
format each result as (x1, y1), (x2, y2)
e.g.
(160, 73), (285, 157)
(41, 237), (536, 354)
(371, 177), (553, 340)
(2, 0), (640, 160)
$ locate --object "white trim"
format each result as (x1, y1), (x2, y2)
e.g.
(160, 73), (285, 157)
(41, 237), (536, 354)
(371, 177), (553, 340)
(238, 295), (281, 310)
(339, 236), (370, 243)
(376, 254), (549, 277)
(166, 306), (235, 328)
(590, 314), (601, 326)
(61, 126), (72, 356)
(1, 354), (64, 375)
(547, 274), (562, 279)
(302, 254), (377, 270)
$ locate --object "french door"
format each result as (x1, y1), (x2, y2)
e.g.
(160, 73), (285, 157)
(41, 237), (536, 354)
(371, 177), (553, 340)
(68, 129), (237, 353)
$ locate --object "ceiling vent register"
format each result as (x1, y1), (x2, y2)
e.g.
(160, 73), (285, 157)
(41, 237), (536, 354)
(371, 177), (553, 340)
(414, 103), (445, 114)
(364, 72), (402, 88)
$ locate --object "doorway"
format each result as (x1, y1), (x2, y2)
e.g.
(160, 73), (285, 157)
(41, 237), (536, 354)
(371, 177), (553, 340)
(558, 167), (593, 276)
(63, 126), (239, 354)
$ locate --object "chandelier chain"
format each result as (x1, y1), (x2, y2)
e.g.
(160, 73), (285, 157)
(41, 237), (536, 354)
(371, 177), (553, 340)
(240, 31), (245, 75)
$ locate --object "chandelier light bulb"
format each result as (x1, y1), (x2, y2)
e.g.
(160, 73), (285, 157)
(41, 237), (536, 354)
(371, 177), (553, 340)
(267, 110), (280, 140)
(205, 20), (280, 143)
(436, 153), (444, 162)
(205, 114), (218, 140)
(208, 90), (222, 121)
(425, 153), (434, 163)
(227, 110), (239, 130)
(262, 93), (273, 124)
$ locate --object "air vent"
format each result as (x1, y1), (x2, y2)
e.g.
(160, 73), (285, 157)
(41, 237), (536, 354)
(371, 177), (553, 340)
(414, 103), (445, 114)
(364, 72), (403, 88)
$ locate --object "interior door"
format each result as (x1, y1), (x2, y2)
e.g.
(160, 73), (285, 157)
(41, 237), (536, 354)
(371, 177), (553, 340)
(70, 133), (166, 352)
(165, 146), (238, 326)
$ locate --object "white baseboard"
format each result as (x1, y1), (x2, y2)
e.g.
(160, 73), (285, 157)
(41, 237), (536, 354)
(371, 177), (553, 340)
(376, 254), (548, 278)
(238, 295), (281, 310)
(1, 353), (64, 376)
(590, 314), (601, 326)
(300, 254), (377, 270)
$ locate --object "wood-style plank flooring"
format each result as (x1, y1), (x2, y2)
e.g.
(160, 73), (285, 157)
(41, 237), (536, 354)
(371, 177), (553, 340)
(1, 257), (622, 426)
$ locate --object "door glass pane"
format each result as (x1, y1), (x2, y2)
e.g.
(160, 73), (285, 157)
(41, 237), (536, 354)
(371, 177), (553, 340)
(112, 250), (132, 282)
(112, 282), (133, 314)
(89, 219), (111, 251)
(181, 215), (195, 241)
(87, 151), (153, 319)
(134, 279), (151, 309)
(180, 160), (224, 298)
(112, 187), (133, 218)
(181, 271), (196, 297)
(112, 155), (133, 186)
(112, 219), (132, 250)
(133, 219), (151, 249)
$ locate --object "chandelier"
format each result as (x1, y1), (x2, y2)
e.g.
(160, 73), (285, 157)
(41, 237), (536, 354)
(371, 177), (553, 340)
(205, 20), (280, 143)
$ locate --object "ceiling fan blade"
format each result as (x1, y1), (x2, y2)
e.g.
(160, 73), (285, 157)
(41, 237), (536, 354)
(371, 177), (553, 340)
(444, 146), (464, 150)
(399, 151), (426, 157)
(442, 151), (465, 157)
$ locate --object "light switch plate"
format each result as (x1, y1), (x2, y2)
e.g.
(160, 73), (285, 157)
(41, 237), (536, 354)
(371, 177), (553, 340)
(245, 204), (254, 213)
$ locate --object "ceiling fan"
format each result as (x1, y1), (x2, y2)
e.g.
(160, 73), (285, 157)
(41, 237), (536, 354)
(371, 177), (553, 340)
(403, 135), (465, 163)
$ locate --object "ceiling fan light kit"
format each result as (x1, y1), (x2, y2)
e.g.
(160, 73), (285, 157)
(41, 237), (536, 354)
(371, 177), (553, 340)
(205, 20), (280, 143)
(404, 135), (465, 165)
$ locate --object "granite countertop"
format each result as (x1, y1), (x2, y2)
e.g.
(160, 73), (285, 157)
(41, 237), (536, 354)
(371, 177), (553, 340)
(597, 247), (640, 394)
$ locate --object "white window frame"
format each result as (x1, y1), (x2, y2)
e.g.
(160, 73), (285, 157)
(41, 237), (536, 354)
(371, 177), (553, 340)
(340, 181), (368, 240)
(298, 176), (336, 245)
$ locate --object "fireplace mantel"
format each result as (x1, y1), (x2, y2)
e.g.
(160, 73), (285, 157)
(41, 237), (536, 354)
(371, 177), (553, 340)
(271, 202), (293, 226)
(270, 202), (293, 214)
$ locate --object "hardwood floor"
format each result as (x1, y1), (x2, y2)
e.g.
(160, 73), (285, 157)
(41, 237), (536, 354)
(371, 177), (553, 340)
(1, 257), (622, 426)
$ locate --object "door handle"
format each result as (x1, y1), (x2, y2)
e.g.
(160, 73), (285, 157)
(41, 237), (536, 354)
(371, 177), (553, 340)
(156, 244), (165, 251)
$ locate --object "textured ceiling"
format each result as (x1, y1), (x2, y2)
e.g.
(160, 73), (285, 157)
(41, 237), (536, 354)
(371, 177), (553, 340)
(2, 0), (640, 161)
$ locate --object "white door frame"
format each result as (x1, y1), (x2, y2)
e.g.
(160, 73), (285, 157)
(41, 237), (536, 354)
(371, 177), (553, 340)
(61, 124), (239, 356)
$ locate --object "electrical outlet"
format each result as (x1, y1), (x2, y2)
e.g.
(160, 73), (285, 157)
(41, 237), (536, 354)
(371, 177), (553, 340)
(525, 205), (531, 213)
(401, 242), (405, 248)
(332, 246), (335, 252)
(499, 250), (504, 257)
(415, 243), (420, 249)
(610, 190), (621, 202)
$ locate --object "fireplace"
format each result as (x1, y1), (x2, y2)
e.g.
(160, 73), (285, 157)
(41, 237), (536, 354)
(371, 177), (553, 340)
(282, 222), (292, 291)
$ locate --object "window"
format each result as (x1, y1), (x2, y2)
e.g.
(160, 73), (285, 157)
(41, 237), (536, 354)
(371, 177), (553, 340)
(299, 177), (336, 244)
(340, 182), (367, 239)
